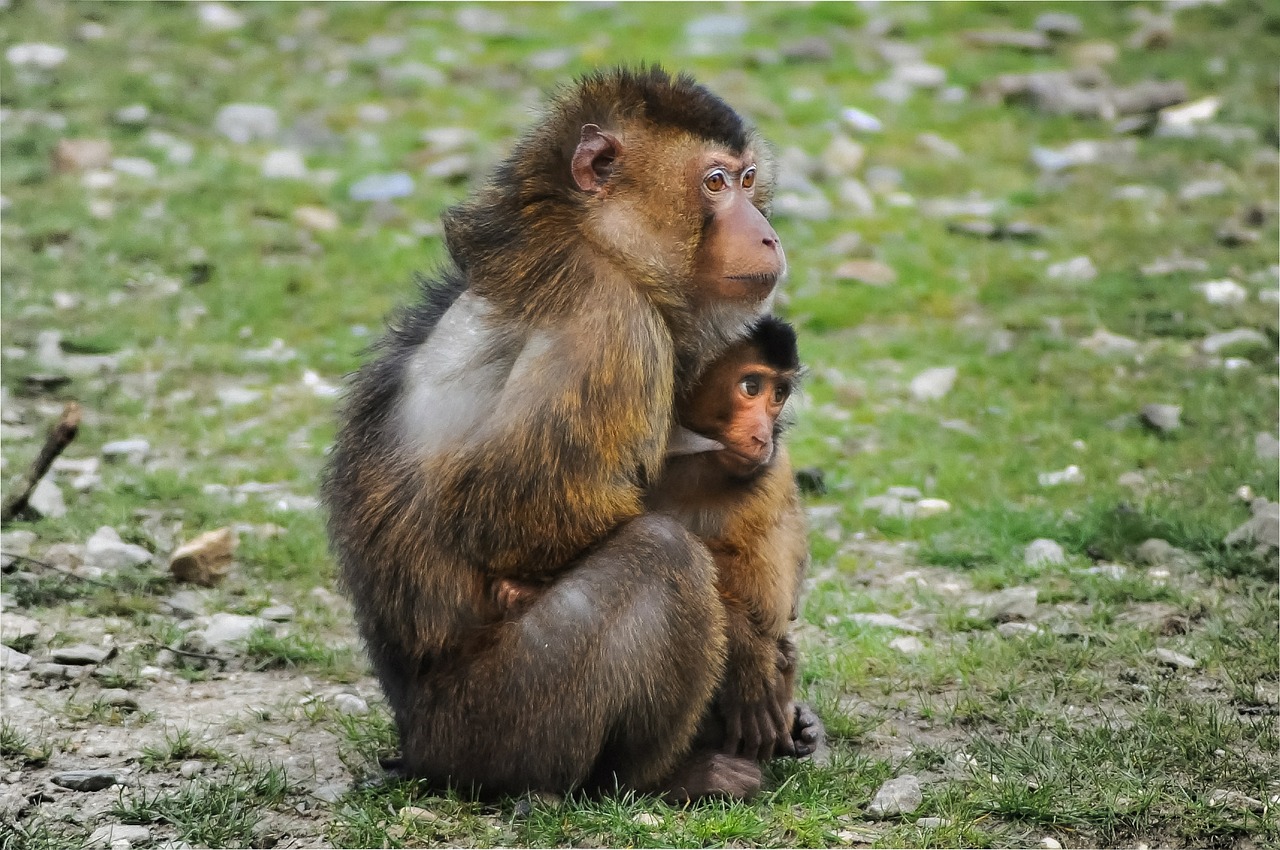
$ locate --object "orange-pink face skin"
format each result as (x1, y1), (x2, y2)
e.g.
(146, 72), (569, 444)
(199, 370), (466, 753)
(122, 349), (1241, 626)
(682, 342), (794, 479)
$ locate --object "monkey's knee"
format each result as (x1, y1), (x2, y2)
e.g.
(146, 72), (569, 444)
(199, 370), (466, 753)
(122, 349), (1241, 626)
(616, 513), (718, 589)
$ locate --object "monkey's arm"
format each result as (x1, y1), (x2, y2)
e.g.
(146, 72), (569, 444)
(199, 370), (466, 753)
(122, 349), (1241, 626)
(430, 297), (673, 579)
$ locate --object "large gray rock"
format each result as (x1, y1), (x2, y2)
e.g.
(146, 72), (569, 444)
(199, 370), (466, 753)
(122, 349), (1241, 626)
(215, 103), (279, 144)
(52, 769), (121, 791)
(85, 526), (151, 570)
(866, 775), (923, 817)
(1225, 499), (1279, 549)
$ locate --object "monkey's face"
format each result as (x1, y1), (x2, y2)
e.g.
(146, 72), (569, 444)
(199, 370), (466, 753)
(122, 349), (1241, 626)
(683, 345), (794, 479)
(687, 149), (785, 309)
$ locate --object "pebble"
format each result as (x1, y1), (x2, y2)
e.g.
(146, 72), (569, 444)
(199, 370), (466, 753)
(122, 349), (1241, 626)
(261, 148), (307, 179)
(1139, 404), (1182, 434)
(311, 781), (345, 803)
(849, 613), (922, 633)
(1194, 279), (1247, 305)
(1256, 433), (1279, 461)
(1079, 328), (1140, 356)
(101, 438), (151, 461)
(866, 775), (923, 817)
(0, 645), (32, 671)
(997, 622), (1042, 637)
(1207, 789), (1265, 813)
(916, 133), (963, 160)
(1025, 539), (1066, 567)
(6, 43), (68, 69)
(163, 590), (206, 619)
(909, 366), (957, 401)
(23, 475), (69, 519)
(332, 693), (369, 716)
(86, 526), (152, 570)
(32, 662), (86, 681)
(841, 106), (883, 133)
(214, 103), (279, 144)
(822, 135), (865, 177)
(189, 612), (272, 649)
(51, 644), (112, 665)
(198, 2), (244, 31)
(1040, 839), (1064, 850)
(632, 812), (663, 828)
(889, 636), (925, 654)
(113, 104), (150, 125)
(1, 612), (40, 644)
(1201, 328), (1268, 354)
(1046, 255), (1097, 283)
(349, 172), (414, 202)
(53, 138), (112, 172)
(179, 760), (205, 779)
(1224, 498), (1278, 549)
(98, 689), (137, 709)
(914, 498), (951, 517)
(259, 604), (294, 622)
(1150, 648), (1197, 669)
(87, 824), (150, 848)
(294, 205), (340, 232)
(456, 5), (514, 36)
(400, 805), (441, 823)
(52, 769), (121, 791)
(981, 586), (1039, 621)
(1038, 465), (1084, 487)
(1035, 13), (1083, 38)
(1157, 96), (1219, 132)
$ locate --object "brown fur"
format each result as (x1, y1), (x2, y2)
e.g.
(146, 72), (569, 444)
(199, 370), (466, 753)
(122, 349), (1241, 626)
(322, 67), (783, 800)
(645, 327), (820, 764)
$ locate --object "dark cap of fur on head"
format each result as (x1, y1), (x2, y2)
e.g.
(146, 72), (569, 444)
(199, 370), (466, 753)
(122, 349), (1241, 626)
(748, 316), (800, 372)
(556, 65), (749, 152)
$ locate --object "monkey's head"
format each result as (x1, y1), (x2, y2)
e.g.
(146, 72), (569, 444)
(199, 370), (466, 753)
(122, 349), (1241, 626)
(679, 316), (799, 479)
(446, 68), (784, 346)
(561, 69), (784, 312)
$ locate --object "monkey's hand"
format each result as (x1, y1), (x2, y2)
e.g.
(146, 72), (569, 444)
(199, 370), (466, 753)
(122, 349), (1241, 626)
(717, 649), (791, 764)
(789, 703), (825, 759)
(493, 578), (545, 618)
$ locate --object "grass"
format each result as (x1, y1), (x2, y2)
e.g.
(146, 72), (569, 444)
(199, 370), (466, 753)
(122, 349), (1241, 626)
(2, 1), (1277, 848)
(110, 759), (293, 848)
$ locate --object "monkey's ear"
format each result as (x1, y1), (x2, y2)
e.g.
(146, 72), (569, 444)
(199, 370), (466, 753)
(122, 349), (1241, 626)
(571, 124), (622, 192)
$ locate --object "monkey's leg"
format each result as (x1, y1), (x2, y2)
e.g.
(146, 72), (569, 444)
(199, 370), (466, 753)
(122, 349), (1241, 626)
(398, 515), (729, 798)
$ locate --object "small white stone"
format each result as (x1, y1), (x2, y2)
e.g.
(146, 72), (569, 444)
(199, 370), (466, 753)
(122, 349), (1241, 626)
(889, 636), (925, 654)
(1194, 279), (1247, 305)
(332, 693), (369, 716)
(1040, 839), (1063, 849)
(198, 2), (244, 31)
(841, 106), (883, 133)
(1046, 255), (1097, 283)
(914, 498), (951, 517)
(261, 148), (307, 180)
(6, 43), (68, 69)
(909, 366), (957, 401)
(1038, 465), (1084, 487)
(1025, 539), (1067, 567)
(112, 157), (157, 180)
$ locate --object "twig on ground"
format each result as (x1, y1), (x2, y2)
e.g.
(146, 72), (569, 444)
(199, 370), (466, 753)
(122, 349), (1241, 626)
(1, 401), (82, 524)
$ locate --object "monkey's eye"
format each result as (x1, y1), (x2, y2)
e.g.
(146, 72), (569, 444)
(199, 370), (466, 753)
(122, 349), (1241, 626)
(741, 167), (756, 190)
(739, 376), (762, 397)
(703, 169), (728, 193)
(772, 384), (789, 405)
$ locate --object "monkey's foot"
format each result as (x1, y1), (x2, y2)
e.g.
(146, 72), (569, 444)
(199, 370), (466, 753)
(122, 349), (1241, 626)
(662, 751), (763, 803)
(789, 703), (826, 759)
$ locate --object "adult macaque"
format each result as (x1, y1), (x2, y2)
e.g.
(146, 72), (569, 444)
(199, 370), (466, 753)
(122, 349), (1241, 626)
(646, 316), (822, 765)
(323, 68), (786, 800)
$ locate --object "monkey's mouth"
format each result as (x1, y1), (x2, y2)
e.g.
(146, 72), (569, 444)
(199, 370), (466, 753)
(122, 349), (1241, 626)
(726, 272), (779, 289)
